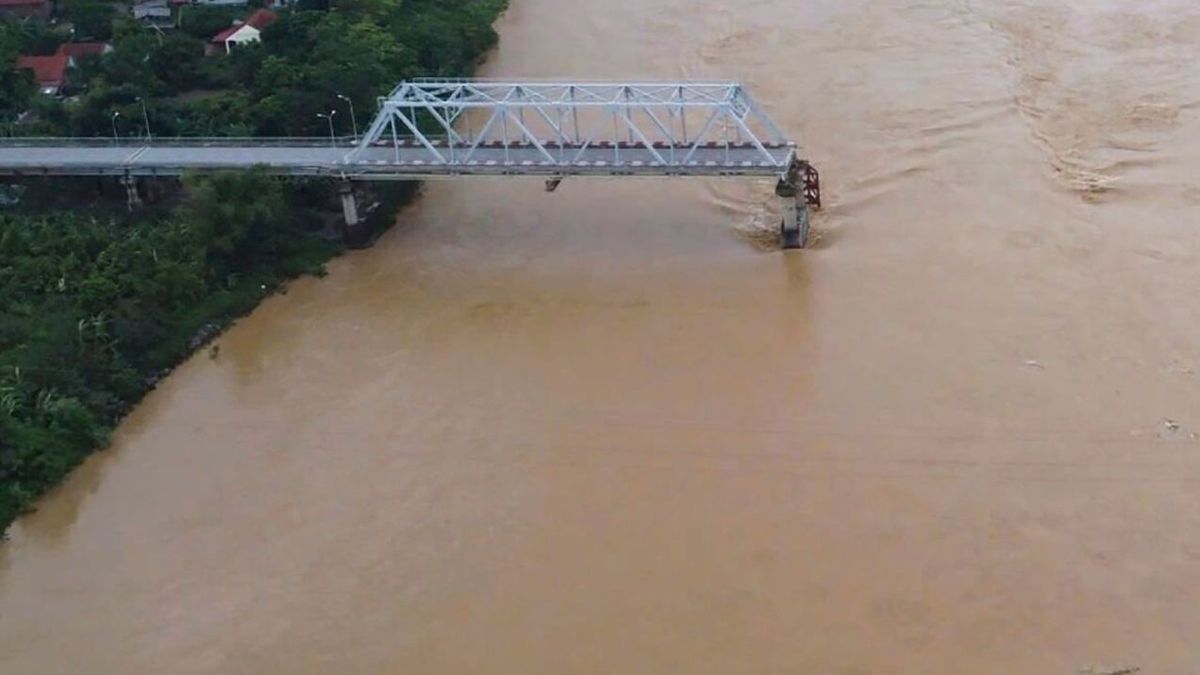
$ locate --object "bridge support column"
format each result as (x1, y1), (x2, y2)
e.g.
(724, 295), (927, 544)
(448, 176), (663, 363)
(339, 181), (370, 248)
(776, 181), (809, 250)
(122, 175), (142, 211)
(142, 177), (163, 204)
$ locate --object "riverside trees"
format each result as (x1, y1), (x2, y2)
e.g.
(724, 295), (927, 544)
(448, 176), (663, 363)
(0, 0), (508, 533)
(6, 0), (506, 138)
(0, 170), (340, 529)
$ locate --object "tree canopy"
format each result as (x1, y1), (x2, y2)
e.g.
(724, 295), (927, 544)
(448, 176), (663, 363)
(0, 0), (508, 533)
(5, 0), (506, 138)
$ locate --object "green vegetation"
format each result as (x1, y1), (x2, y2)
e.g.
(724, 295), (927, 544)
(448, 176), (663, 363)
(0, 172), (339, 528)
(67, 0), (117, 42)
(0, 0), (507, 533)
(3, 0), (506, 137)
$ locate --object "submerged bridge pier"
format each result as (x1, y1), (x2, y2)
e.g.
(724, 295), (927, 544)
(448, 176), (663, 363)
(0, 80), (820, 248)
(776, 160), (821, 248)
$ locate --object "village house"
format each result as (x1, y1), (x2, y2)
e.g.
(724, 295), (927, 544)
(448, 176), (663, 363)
(11, 43), (110, 98)
(132, 0), (172, 26)
(0, 0), (50, 20)
(15, 54), (73, 96)
(207, 8), (277, 56)
(192, 0), (290, 6)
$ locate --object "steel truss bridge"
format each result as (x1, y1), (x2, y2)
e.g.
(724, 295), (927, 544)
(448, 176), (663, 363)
(0, 80), (820, 246)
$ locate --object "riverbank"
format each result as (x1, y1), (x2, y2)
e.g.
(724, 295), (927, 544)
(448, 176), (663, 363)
(0, 0), (508, 534)
(0, 173), (334, 530)
(5, 0), (1200, 672)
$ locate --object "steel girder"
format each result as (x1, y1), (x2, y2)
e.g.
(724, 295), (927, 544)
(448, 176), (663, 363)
(352, 80), (796, 175)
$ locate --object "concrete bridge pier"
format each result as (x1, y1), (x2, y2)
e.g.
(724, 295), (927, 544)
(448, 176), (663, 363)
(776, 180), (809, 249)
(141, 177), (165, 204)
(339, 181), (371, 248)
(121, 174), (142, 211)
(776, 158), (820, 249)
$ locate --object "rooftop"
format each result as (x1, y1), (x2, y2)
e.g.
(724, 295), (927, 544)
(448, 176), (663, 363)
(211, 9), (277, 43)
(210, 24), (244, 43)
(15, 54), (69, 86)
(245, 8), (277, 29)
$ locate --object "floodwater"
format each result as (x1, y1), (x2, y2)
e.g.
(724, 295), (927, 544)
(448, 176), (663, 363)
(4, 0), (1200, 672)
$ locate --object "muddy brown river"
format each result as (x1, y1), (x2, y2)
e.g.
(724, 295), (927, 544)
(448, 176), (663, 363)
(4, 0), (1200, 672)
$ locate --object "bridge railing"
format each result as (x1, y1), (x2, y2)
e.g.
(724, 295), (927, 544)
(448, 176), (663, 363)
(0, 136), (360, 148)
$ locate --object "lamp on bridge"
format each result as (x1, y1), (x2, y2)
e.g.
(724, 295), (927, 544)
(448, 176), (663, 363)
(336, 94), (358, 141)
(316, 110), (338, 148)
(135, 97), (152, 141)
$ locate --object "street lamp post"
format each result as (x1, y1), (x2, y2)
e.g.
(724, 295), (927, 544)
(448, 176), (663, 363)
(111, 111), (121, 142)
(337, 94), (358, 141)
(136, 97), (152, 141)
(316, 110), (338, 147)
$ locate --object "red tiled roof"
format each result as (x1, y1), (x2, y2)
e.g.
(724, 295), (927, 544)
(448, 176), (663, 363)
(210, 25), (243, 43)
(245, 8), (277, 29)
(0, 0), (45, 6)
(56, 42), (110, 58)
(15, 54), (69, 87)
(211, 10), (277, 43)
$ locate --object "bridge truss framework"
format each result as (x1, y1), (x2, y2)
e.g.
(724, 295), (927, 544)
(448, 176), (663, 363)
(0, 80), (820, 247)
(354, 80), (797, 177)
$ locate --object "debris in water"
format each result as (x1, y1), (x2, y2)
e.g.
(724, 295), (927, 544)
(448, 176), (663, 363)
(1023, 360), (1045, 370)
(1159, 419), (1198, 441)
(1078, 668), (1140, 675)
(209, 344), (221, 360)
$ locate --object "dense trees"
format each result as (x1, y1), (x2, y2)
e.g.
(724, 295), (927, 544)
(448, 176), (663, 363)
(0, 49), (33, 123)
(6, 0), (506, 138)
(0, 20), (54, 121)
(66, 0), (116, 41)
(0, 0), (508, 532)
(0, 171), (348, 529)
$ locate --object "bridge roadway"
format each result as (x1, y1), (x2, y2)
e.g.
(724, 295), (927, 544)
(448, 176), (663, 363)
(0, 139), (796, 179)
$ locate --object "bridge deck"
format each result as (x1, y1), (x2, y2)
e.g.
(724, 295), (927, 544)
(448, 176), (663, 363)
(0, 141), (795, 179)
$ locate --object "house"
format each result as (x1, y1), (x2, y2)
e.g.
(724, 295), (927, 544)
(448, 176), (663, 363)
(132, 0), (172, 25)
(0, 0), (50, 20)
(15, 54), (73, 96)
(207, 9), (277, 56)
(56, 42), (114, 59)
(191, 0), (290, 8)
